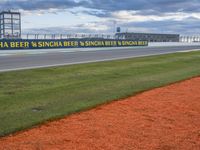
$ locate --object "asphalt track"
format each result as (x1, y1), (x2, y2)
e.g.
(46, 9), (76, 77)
(0, 45), (200, 72)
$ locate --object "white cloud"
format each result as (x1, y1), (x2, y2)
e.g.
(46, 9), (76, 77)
(73, 22), (109, 31)
(111, 10), (200, 22)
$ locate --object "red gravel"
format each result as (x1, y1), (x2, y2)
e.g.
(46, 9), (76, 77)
(0, 77), (200, 150)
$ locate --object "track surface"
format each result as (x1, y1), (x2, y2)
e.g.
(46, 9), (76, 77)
(0, 46), (200, 72)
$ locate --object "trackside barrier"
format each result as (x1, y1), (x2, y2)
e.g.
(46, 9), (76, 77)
(0, 39), (148, 50)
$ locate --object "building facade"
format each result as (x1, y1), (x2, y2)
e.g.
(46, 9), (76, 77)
(115, 32), (180, 42)
(0, 11), (21, 39)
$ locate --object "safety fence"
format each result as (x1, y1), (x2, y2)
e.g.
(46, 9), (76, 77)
(22, 34), (200, 43)
(21, 34), (118, 40)
(2, 34), (200, 43)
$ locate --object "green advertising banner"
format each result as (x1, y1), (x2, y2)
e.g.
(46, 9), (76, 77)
(0, 39), (148, 50)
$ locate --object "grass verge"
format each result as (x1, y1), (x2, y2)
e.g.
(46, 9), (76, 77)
(0, 51), (200, 137)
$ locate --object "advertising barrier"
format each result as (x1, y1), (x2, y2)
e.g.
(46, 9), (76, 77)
(0, 39), (148, 50)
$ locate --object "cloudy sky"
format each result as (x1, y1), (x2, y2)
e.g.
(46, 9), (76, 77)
(1, 0), (200, 35)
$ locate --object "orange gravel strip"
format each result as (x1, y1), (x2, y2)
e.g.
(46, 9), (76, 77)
(0, 77), (200, 150)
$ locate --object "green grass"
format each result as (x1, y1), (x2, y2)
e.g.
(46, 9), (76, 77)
(0, 51), (200, 137)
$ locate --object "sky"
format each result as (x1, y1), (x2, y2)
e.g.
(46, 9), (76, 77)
(1, 0), (200, 35)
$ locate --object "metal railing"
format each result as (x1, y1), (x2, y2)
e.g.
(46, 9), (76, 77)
(22, 34), (200, 43)
(2, 34), (200, 43)
(21, 34), (118, 40)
